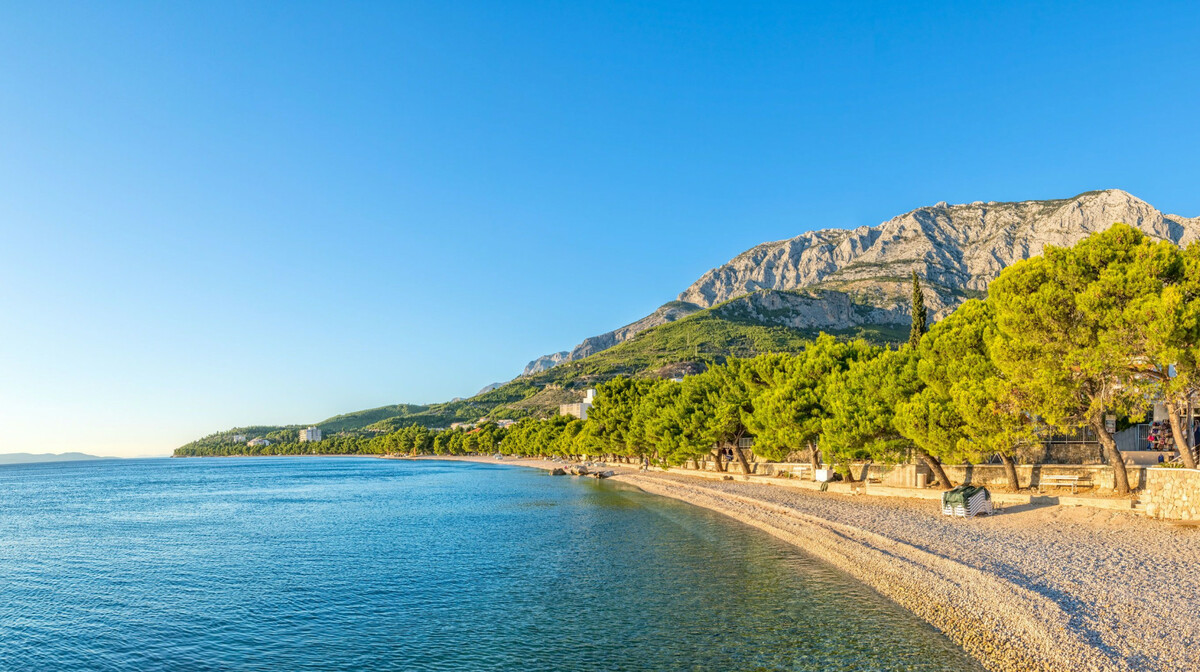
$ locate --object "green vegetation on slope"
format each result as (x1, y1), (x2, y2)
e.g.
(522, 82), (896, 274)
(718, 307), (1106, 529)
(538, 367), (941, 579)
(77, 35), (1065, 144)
(176, 300), (907, 455)
(317, 404), (430, 433)
(522, 305), (901, 388)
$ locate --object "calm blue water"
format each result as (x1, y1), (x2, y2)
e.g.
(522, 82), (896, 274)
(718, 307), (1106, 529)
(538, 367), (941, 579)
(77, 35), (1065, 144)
(0, 457), (982, 671)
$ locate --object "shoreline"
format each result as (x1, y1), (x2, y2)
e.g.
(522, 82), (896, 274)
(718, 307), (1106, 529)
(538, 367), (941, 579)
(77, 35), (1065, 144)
(427, 455), (1200, 672)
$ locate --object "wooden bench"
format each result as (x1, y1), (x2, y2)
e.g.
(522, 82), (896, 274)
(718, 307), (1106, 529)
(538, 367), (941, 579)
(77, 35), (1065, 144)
(1039, 474), (1091, 494)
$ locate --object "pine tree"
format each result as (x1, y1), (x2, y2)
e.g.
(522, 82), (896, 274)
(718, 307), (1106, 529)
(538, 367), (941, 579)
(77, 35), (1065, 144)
(909, 270), (927, 348)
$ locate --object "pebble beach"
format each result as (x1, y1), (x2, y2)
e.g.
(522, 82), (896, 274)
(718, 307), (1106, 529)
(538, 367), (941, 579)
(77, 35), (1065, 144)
(437, 456), (1200, 672)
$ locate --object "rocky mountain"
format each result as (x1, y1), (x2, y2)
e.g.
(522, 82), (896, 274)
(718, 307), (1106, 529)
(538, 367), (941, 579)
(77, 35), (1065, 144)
(523, 301), (702, 374)
(709, 288), (910, 330)
(525, 190), (1200, 374)
(679, 189), (1200, 317)
(476, 382), (506, 395)
(522, 352), (571, 376)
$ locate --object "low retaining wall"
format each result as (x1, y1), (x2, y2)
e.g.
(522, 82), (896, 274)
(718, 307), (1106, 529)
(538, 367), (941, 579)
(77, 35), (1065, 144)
(941, 463), (1146, 492)
(687, 459), (1146, 493)
(1143, 467), (1200, 520)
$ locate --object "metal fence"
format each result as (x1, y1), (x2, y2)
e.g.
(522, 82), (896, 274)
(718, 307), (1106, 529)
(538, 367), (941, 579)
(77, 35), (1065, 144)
(1037, 427), (1104, 464)
(1115, 424), (1152, 453)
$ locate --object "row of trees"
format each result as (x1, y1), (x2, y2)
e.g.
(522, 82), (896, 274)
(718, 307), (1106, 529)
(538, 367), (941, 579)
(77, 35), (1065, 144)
(175, 423), (476, 457)
(493, 225), (1200, 494)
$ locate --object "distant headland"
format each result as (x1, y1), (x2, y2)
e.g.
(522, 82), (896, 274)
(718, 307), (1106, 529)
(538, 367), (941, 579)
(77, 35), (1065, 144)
(0, 452), (110, 465)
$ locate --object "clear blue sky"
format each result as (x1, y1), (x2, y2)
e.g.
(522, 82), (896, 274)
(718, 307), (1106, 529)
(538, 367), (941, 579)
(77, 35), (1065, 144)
(2, 2), (1198, 456)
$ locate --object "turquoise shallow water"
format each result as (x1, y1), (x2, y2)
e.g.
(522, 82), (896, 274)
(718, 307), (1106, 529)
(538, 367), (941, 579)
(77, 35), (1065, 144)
(0, 457), (983, 671)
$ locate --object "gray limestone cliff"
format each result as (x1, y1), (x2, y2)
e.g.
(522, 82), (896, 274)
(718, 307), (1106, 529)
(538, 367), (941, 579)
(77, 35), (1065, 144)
(522, 352), (571, 376)
(524, 189), (1199, 375)
(709, 288), (910, 330)
(679, 189), (1200, 320)
(476, 382), (506, 395)
(523, 302), (701, 375)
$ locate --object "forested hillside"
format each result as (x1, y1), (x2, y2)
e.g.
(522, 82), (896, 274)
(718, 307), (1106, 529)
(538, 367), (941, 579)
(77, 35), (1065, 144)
(176, 296), (905, 455)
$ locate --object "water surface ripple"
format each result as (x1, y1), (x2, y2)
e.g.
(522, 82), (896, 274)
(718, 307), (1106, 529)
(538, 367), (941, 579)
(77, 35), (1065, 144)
(0, 457), (983, 671)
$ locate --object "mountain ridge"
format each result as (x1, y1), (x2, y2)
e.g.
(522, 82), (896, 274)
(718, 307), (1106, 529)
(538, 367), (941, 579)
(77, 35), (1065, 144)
(524, 189), (1199, 374)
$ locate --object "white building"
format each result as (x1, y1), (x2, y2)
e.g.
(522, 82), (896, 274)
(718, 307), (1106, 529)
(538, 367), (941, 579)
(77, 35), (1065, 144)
(496, 419), (517, 429)
(247, 438), (270, 447)
(232, 434), (247, 442)
(298, 427), (322, 442)
(560, 389), (598, 420)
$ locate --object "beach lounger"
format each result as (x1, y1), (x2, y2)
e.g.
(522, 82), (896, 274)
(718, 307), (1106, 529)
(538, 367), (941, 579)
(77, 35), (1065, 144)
(942, 485), (994, 518)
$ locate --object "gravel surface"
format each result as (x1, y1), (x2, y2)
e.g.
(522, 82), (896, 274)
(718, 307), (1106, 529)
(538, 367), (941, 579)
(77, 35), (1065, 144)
(435, 457), (1200, 672)
(616, 470), (1200, 672)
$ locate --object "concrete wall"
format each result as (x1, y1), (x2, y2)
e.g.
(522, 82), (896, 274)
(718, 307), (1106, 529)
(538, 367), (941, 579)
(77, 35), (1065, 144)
(1143, 468), (1200, 520)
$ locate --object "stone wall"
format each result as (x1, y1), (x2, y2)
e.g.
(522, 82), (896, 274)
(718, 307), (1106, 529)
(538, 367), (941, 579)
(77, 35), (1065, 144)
(1019, 443), (1107, 465)
(693, 459), (807, 476)
(687, 458), (1147, 493)
(1143, 468), (1200, 520)
(941, 464), (1145, 492)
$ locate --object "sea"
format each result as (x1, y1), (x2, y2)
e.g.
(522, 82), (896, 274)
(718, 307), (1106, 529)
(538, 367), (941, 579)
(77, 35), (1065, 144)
(0, 457), (984, 671)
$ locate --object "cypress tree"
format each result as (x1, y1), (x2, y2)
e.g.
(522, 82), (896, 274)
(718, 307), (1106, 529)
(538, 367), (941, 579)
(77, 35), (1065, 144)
(909, 270), (927, 348)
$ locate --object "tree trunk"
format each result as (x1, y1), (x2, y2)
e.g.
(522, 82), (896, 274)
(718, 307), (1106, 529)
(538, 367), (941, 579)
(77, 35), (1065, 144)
(711, 449), (726, 472)
(733, 445), (752, 475)
(1092, 415), (1131, 495)
(807, 442), (821, 474)
(1164, 399), (1198, 470)
(916, 449), (953, 490)
(999, 453), (1021, 491)
(841, 463), (856, 483)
